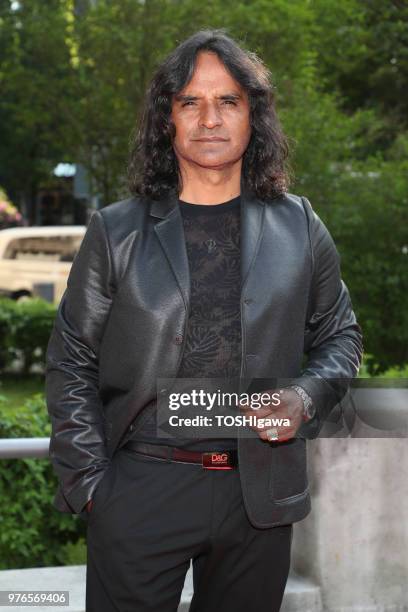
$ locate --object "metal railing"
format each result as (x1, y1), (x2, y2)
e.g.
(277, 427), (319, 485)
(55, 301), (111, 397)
(0, 437), (50, 458)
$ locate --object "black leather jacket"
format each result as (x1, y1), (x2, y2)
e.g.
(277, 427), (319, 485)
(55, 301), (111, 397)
(45, 185), (363, 527)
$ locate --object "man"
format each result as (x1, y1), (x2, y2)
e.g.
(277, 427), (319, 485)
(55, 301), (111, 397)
(46, 29), (363, 612)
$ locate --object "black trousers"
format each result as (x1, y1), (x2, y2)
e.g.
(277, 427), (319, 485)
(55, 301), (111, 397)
(85, 446), (293, 612)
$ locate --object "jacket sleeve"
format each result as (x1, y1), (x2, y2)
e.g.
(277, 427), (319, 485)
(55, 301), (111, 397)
(292, 196), (364, 439)
(45, 210), (115, 514)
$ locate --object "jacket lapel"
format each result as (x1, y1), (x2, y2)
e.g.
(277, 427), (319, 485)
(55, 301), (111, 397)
(151, 191), (190, 310)
(240, 183), (265, 290)
(149, 181), (266, 311)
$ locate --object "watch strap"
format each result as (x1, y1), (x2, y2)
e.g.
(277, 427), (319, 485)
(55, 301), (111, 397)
(288, 384), (316, 422)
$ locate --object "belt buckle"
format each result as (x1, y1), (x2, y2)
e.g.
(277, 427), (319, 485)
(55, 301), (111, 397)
(202, 451), (233, 470)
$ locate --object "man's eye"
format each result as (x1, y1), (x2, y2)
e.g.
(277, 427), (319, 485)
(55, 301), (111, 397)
(181, 100), (237, 107)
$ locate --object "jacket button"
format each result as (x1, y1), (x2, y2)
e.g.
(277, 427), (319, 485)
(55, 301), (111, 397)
(174, 334), (183, 345)
(244, 298), (253, 305)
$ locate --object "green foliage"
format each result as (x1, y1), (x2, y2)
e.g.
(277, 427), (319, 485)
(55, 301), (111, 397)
(0, 298), (56, 375)
(0, 299), (12, 370)
(359, 354), (408, 379)
(0, 394), (86, 569)
(311, 0), (408, 134)
(0, 0), (78, 206)
(59, 537), (87, 566)
(0, 374), (44, 416)
(327, 157), (408, 374)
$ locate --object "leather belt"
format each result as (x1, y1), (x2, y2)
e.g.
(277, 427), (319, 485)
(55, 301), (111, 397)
(122, 440), (238, 470)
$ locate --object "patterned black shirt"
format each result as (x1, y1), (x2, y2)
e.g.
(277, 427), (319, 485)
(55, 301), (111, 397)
(129, 194), (241, 451)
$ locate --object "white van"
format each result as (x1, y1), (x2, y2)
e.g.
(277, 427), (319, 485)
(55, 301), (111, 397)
(0, 225), (86, 304)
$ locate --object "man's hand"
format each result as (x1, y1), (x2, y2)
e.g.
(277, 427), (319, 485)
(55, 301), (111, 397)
(238, 388), (304, 442)
(85, 499), (93, 513)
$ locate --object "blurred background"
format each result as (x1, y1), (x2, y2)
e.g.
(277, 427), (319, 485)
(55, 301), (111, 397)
(0, 1), (407, 609)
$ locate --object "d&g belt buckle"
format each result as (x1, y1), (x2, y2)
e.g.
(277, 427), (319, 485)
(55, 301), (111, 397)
(202, 451), (234, 470)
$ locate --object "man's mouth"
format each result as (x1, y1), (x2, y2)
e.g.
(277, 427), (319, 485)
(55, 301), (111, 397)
(194, 137), (228, 142)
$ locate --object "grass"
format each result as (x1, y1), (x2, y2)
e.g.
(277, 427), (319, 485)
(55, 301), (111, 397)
(0, 373), (45, 416)
(358, 353), (408, 379)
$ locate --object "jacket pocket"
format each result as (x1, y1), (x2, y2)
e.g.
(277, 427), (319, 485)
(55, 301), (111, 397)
(268, 437), (308, 502)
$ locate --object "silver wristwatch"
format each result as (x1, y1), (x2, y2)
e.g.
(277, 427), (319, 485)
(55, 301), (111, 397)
(288, 384), (316, 422)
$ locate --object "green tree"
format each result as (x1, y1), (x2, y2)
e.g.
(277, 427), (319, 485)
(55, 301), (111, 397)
(0, 0), (78, 218)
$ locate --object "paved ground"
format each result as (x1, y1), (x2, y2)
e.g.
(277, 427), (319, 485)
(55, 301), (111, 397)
(0, 564), (322, 611)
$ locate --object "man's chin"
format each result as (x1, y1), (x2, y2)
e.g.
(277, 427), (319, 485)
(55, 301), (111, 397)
(191, 156), (241, 170)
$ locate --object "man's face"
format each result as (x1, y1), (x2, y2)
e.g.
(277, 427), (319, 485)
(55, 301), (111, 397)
(170, 51), (251, 171)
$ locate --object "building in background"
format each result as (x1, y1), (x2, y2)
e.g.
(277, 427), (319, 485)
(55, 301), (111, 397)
(34, 163), (93, 226)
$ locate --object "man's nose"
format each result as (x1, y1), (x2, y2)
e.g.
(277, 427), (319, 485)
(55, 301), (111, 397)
(199, 102), (222, 128)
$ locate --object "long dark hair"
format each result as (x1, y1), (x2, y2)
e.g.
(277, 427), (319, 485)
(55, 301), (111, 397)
(127, 29), (291, 201)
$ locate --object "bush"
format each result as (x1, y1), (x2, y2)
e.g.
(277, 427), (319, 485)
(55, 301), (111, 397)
(0, 393), (86, 569)
(0, 298), (16, 370)
(0, 297), (56, 375)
